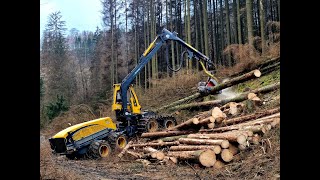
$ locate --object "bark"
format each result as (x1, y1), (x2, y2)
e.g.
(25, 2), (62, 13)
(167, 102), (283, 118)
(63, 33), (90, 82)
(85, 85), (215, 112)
(259, 0), (266, 55)
(141, 130), (194, 138)
(225, 0), (232, 66)
(168, 82), (280, 111)
(159, 135), (188, 142)
(246, 0), (254, 45)
(167, 117), (200, 131)
(130, 141), (179, 148)
(169, 145), (221, 154)
(187, 132), (248, 144)
(179, 138), (229, 148)
(236, 0), (242, 44)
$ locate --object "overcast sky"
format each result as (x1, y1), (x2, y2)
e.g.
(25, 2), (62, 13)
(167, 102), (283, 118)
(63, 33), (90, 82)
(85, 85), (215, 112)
(40, 0), (103, 41)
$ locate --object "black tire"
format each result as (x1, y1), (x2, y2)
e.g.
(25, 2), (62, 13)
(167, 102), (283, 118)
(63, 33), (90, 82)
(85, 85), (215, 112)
(146, 119), (159, 132)
(86, 140), (111, 159)
(163, 118), (177, 129)
(107, 132), (128, 151)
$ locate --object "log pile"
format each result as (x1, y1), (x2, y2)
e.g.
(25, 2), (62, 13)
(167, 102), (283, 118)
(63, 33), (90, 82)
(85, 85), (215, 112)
(117, 104), (280, 168)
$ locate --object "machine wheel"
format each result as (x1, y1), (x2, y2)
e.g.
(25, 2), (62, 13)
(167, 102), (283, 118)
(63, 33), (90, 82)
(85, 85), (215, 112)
(86, 140), (111, 159)
(163, 118), (176, 129)
(146, 118), (159, 132)
(107, 132), (128, 151)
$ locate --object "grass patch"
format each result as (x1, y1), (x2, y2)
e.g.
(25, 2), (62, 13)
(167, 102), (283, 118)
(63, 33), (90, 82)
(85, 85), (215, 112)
(236, 69), (280, 93)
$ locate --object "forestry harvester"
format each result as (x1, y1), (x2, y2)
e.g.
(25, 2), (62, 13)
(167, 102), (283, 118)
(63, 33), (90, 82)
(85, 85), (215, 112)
(49, 28), (220, 159)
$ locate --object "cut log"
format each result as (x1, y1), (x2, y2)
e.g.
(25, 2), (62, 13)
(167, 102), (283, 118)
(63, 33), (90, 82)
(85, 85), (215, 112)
(169, 145), (221, 154)
(220, 107), (280, 126)
(130, 141), (179, 147)
(187, 132), (247, 144)
(167, 149), (216, 167)
(201, 114), (280, 133)
(247, 93), (257, 99)
(155, 152), (165, 160)
(167, 118), (200, 131)
(159, 135), (188, 142)
(141, 130), (193, 138)
(143, 147), (158, 154)
(118, 141), (133, 159)
(169, 157), (178, 164)
(230, 56), (280, 78)
(126, 150), (142, 159)
(228, 102), (244, 116)
(221, 149), (234, 162)
(198, 116), (215, 125)
(213, 160), (225, 169)
(179, 138), (229, 148)
(156, 69), (262, 111)
(211, 107), (227, 123)
(207, 122), (215, 129)
(167, 82), (280, 111)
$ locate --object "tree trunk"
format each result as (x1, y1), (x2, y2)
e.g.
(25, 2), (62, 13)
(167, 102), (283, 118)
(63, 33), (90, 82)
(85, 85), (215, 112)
(167, 82), (279, 111)
(179, 138), (229, 148)
(169, 145), (221, 154)
(130, 141), (179, 148)
(141, 130), (194, 138)
(167, 149), (216, 167)
(246, 0), (254, 46)
(219, 0), (225, 65)
(202, 0), (209, 57)
(225, 0), (232, 66)
(259, 0), (266, 55)
(233, 0), (238, 44)
(236, 0), (242, 44)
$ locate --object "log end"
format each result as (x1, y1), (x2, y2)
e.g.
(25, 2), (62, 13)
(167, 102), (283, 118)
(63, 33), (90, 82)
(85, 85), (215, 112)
(213, 145), (222, 154)
(237, 134), (247, 145)
(199, 149), (216, 167)
(213, 160), (225, 169)
(253, 70), (261, 77)
(221, 149), (234, 162)
(221, 140), (230, 149)
(193, 118), (200, 125)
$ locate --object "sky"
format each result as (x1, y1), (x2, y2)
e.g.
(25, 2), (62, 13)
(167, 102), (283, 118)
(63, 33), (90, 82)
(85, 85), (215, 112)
(40, 0), (103, 41)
